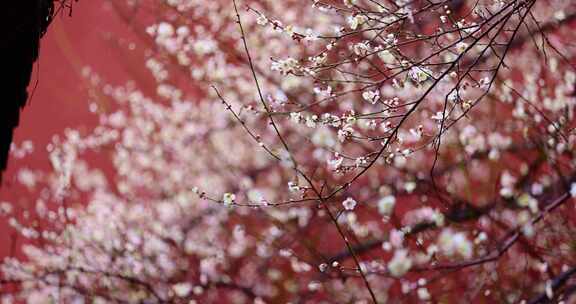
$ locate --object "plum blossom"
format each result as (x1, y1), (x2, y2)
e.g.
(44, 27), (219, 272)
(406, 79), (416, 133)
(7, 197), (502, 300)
(362, 90), (380, 104)
(342, 197), (357, 211)
(438, 229), (473, 259)
(223, 192), (236, 206)
(388, 249), (412, 277)
(271, 57), (300, 75)
(348, 14), (367, 30)
(377, 195), (396, 216)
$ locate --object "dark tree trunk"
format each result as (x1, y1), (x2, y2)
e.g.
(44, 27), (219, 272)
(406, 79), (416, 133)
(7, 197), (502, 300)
(0, 1), (54, 181)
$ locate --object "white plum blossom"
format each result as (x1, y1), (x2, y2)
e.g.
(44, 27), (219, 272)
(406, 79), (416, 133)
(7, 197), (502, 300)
(337, 124), (355, 142)
(172, 282), (193, 297)
(500, 171), (517, 198)
(327, 153), (344, 170)
(517, 193), (539, 213)
(404, 207), (445, 227)
(438, 229), (473, 259)
(271, 57), (300, 75)
(256, 15), (268, 26)
(409, 66), (432, 84)
(348, 14), (367, 30)
(377, 195), (396, 216)
(157, 22), (175, 37)
(378, 49), (396, 64)
(417, 287), (431, 301)
(223, 193), (236, 206)
(342, 197), (358, 211)
(388, 249), (412, 277)
(362, 90), (380, 104)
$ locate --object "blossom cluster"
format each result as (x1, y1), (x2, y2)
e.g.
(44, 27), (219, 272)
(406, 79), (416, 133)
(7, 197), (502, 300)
(2, 0), (576, 303)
